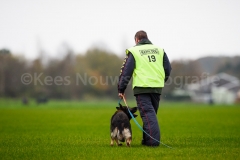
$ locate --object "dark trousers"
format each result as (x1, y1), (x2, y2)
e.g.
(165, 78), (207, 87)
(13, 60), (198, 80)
(135, 93), (161, 146)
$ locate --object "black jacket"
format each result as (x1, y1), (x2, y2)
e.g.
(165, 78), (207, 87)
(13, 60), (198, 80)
(118, 39), (172, 95)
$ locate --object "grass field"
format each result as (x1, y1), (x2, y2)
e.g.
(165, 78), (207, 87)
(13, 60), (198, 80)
(0, 99), (239, 160)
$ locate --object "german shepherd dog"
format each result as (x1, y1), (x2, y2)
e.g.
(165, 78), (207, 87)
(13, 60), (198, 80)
(110, 103), (138, 147)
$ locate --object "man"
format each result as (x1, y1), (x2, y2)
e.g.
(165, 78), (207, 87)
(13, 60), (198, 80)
(118, 30), (172, 146)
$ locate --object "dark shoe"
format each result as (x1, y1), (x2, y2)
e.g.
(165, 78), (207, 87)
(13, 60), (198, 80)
(142, 140), (159, 147)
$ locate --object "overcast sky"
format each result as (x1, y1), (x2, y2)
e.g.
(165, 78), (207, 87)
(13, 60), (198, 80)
(0, 0), (240, 61)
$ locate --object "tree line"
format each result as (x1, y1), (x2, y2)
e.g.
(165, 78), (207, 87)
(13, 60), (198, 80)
(1, 48), (239, 100)
(0, 48), (128, 100)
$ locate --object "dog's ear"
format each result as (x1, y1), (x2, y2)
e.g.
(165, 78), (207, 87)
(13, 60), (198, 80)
(118, 103), (124, 109)
(119, 103), (124, 109)
(116, 103), (123, 110)
(133, 114), (138, 118)
(130, 107), (138, 113)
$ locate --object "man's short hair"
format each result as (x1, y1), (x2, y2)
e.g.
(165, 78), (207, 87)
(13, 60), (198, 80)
(134, 30), (148, 40)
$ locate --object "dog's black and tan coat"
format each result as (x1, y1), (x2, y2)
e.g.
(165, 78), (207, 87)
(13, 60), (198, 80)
(110, 104), (137, 147)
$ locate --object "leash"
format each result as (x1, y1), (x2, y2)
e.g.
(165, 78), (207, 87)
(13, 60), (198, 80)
(118, 96), (173, 149)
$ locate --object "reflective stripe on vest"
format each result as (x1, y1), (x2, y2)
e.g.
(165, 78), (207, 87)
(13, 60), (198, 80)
(126, 44), (165, 89)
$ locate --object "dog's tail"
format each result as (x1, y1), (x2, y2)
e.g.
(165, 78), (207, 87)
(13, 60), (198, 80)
(117, 123), (125, 142)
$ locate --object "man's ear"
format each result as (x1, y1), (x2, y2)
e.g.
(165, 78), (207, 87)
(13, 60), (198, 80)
(135, 38), (137, 44)
(135, 38), (140, 44)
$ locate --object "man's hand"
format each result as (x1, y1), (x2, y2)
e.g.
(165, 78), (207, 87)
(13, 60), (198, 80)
(118, 93), (124, 99)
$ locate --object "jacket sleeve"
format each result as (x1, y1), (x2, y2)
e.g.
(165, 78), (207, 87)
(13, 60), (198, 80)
(118, 52), (135, 94)
(163, 51), (172, 82)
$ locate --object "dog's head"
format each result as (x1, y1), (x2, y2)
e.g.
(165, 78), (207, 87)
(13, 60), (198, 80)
(116, 103), (138, 120)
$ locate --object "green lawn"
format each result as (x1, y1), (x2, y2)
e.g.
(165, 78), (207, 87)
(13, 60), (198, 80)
(0, 99), (239, 159)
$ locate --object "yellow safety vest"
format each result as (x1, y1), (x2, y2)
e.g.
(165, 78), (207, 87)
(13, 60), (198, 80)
(126, 44), (165, 89)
